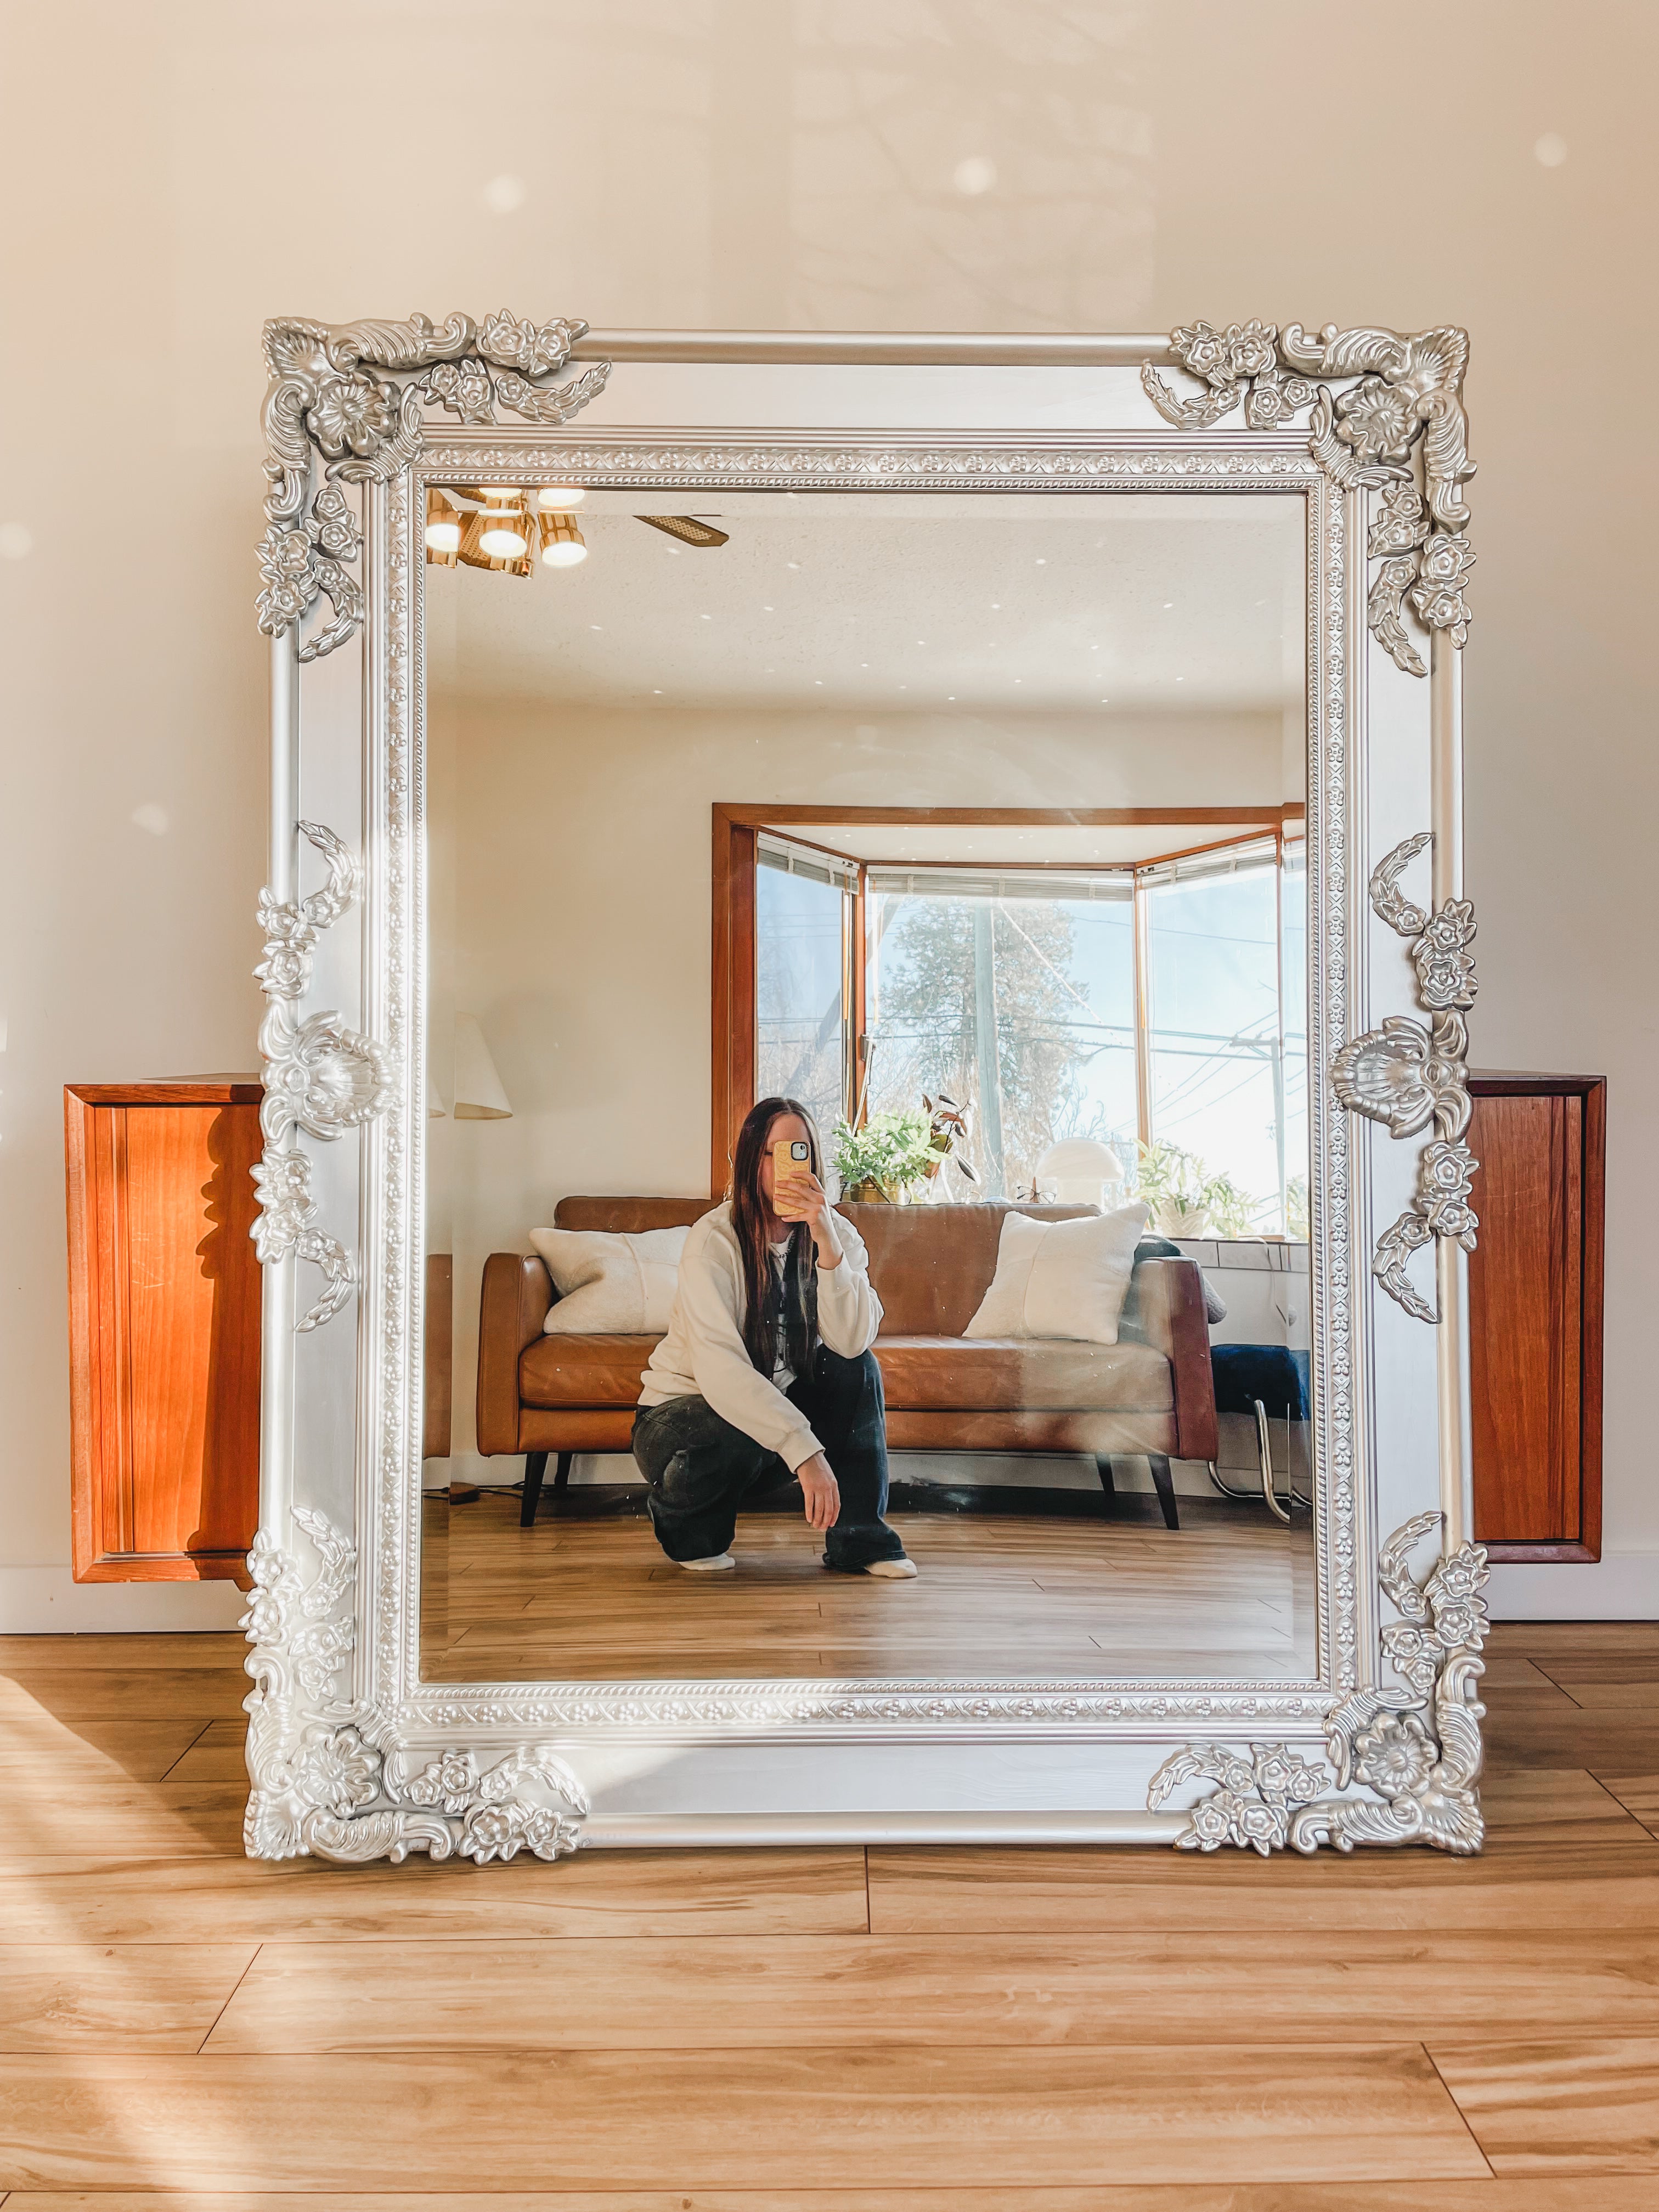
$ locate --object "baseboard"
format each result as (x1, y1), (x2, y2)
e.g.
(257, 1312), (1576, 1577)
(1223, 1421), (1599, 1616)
(1487, 1548), (1659, 1621)
(0, 1566), (250, 1634)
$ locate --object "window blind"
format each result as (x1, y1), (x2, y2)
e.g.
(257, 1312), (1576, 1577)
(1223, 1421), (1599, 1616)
(867, 866), (1134, 904)
(757, 832), (859, 892)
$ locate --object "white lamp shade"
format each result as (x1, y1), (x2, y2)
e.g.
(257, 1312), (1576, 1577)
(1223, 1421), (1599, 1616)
(1035, 1137), (1126, 1210)
(452, 1013), (512, 1119)
(427, 1074), (447, 1119)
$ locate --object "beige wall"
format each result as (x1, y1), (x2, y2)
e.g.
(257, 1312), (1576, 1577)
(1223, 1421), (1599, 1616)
(3, 1), (1654, 1619)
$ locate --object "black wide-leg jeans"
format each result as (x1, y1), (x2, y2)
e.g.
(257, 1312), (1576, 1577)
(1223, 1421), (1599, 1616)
(630, 1347), (907, 1570)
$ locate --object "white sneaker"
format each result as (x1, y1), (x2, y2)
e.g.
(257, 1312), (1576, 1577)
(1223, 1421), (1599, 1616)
(676, 1553), (735, 1572)
(863, 1557), (918, 1578)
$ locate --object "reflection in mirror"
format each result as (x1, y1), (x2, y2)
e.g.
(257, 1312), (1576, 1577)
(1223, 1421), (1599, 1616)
(420, 488), (1312, 1685)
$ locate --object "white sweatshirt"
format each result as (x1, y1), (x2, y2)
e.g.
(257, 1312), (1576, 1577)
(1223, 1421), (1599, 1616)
(638, 1201), (883, 1470)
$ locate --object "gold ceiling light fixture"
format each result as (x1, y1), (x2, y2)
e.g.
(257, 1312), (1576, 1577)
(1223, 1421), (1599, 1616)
(636, 515), (729, 548)
(538, 511), (588, 567)
(537, 486), (588, 509)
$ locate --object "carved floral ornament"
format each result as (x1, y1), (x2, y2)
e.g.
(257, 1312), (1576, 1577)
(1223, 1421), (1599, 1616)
(242, 1508), (589, 1863)
(257, 311), (611, 662)
(252, 820), (390, 1332)
(1149, 1510), (1488, 1855)
(1331, 833), (1479, 1322)
(1142, 321), (1475, 676)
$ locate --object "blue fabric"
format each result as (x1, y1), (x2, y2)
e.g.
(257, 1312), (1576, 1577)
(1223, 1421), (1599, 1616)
(1210, 1342), (1311, 1421)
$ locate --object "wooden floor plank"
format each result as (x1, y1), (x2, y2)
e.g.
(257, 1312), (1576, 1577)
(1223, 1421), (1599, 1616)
(869, 1769), (1659, 1933)
(1430, 2037), (1659, 2174)
(0, 1946), (256, 2052)
(14, 2186), (1659, 2212)
(0, 2046), (1488, 2190)
(0, 1673), (249, 1723)
(0, 1788), (249, 1860)
(0, 1719), (214, 1787)
(1594, 1775), (1659, 1838)
(0, 1635), (249, 1671)
(0, 1852), (871, 1944)
(203, 1928), (1659, 2052)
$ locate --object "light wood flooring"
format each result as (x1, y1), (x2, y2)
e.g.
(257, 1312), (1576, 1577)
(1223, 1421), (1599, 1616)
(0, 1621), (1655, 2196)
(426, 1491), (1318, 1683)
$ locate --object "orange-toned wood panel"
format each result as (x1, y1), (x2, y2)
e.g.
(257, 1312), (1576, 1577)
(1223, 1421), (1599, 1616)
(66, 1085), (262, 1583)
(1468, 1073), (1604, 1561)
(424, 1254), (454, 1460)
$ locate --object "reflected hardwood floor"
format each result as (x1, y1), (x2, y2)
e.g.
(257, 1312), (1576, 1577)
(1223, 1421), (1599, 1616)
(1, 1619), (1657, 2196)
(425, 1489), (1319, 1683)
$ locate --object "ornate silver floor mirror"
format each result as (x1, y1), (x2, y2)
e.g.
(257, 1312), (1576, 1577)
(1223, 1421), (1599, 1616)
(246, 317), (1485, 1864)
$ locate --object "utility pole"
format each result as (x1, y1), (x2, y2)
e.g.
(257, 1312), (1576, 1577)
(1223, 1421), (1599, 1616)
(973, 901), (1006, 1195)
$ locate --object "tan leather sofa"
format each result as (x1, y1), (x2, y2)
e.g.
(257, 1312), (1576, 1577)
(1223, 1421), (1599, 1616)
(477, 1197), (1218, 1530)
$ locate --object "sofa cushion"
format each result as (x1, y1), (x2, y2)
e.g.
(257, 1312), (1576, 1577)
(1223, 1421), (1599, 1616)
(838, 1202), (1098, 1337)
(964, 1201), (1148, 1346)
(873, 1335), (1173, 1413)
(520, 1333), (658, 1408)
(531, 1223), (689, 1334)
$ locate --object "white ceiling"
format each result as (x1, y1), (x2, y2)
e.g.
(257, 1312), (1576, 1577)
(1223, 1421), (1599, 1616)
(436, 489), (1306, 716)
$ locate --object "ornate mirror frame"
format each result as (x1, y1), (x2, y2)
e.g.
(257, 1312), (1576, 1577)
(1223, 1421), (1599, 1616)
(246, 316), (1487, 1865)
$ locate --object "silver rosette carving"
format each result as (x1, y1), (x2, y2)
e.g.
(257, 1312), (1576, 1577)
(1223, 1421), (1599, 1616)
(1142, 319), (1474, 676)
(252, 820), (388, 1331)
(1149, 1510), (1488, 1857)
(258, 309), (610, 663)
(242, 1511), (590, 1865)
(1329, 834), (1479, 1320)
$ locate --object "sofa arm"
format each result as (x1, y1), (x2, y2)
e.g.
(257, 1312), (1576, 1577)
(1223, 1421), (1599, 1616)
(476, 1252), (552, 1457)
(1135, 1258), (1218, 1463)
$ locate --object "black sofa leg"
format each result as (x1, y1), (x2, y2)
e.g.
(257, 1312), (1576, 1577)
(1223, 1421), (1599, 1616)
(520, 1451), (549, 1528)
(1147, 1453), (1180, 1530)
(553, 1451), (573, 1494)
(1093, 1455), (1117, 1503)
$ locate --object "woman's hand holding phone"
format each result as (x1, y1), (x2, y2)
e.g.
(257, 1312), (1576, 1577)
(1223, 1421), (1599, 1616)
(772, 1156), (842, 1269)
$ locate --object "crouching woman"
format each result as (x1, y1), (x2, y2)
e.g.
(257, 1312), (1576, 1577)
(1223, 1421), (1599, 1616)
(631, 1096), (915, 1578)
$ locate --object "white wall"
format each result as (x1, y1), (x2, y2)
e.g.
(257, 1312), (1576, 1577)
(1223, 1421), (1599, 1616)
(430, 691), (1285, 1475)
(3, 0), (1654, 1620)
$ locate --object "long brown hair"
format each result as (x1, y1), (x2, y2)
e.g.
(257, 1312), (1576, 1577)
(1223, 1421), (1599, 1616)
(729, 1096), (824, 1379)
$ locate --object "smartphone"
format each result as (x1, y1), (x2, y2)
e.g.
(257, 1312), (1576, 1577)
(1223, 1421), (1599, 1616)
(772, 1137), (812, 1215)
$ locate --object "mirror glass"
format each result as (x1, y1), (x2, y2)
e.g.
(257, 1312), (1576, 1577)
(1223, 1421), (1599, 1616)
(420, 486), (1312, 1685)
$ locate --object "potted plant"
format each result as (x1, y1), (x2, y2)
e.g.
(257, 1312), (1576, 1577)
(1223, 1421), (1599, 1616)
(832, 1108), (939, 1204)
(1135, 1139), (1262, 1239)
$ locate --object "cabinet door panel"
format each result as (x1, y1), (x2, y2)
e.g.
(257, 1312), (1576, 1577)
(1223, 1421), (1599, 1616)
(67, 1088), (262, 1581)
(1468, 1081), (1599, 1555)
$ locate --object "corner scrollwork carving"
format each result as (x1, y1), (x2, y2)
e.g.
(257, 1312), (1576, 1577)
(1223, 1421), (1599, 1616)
(258, 311), (610, 662)
(253, 819), (391, 1331)
(242, 1509), (589, 1864)
(1142, 320), (1473, 676)
(1147, 1510), (1487, 1855)
(1330, 832), (1477, 1322)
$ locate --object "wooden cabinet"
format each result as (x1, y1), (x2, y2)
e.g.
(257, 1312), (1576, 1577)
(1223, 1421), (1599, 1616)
(65, 1081), (263, 1583)
(1468, 1071), (1605, 1561)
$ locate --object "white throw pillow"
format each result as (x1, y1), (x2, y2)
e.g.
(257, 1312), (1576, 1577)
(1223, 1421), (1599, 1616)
(529, 1224), (689, 1335)
(963, 1203), (1149, 1346)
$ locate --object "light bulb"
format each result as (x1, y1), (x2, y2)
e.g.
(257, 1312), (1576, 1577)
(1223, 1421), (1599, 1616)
(424, 491), (463, 563)
(481, 486), (521, 503)
(479, 517), (529, 558)
(537, 486), (587, 509)
(539, 513), (588, 567)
